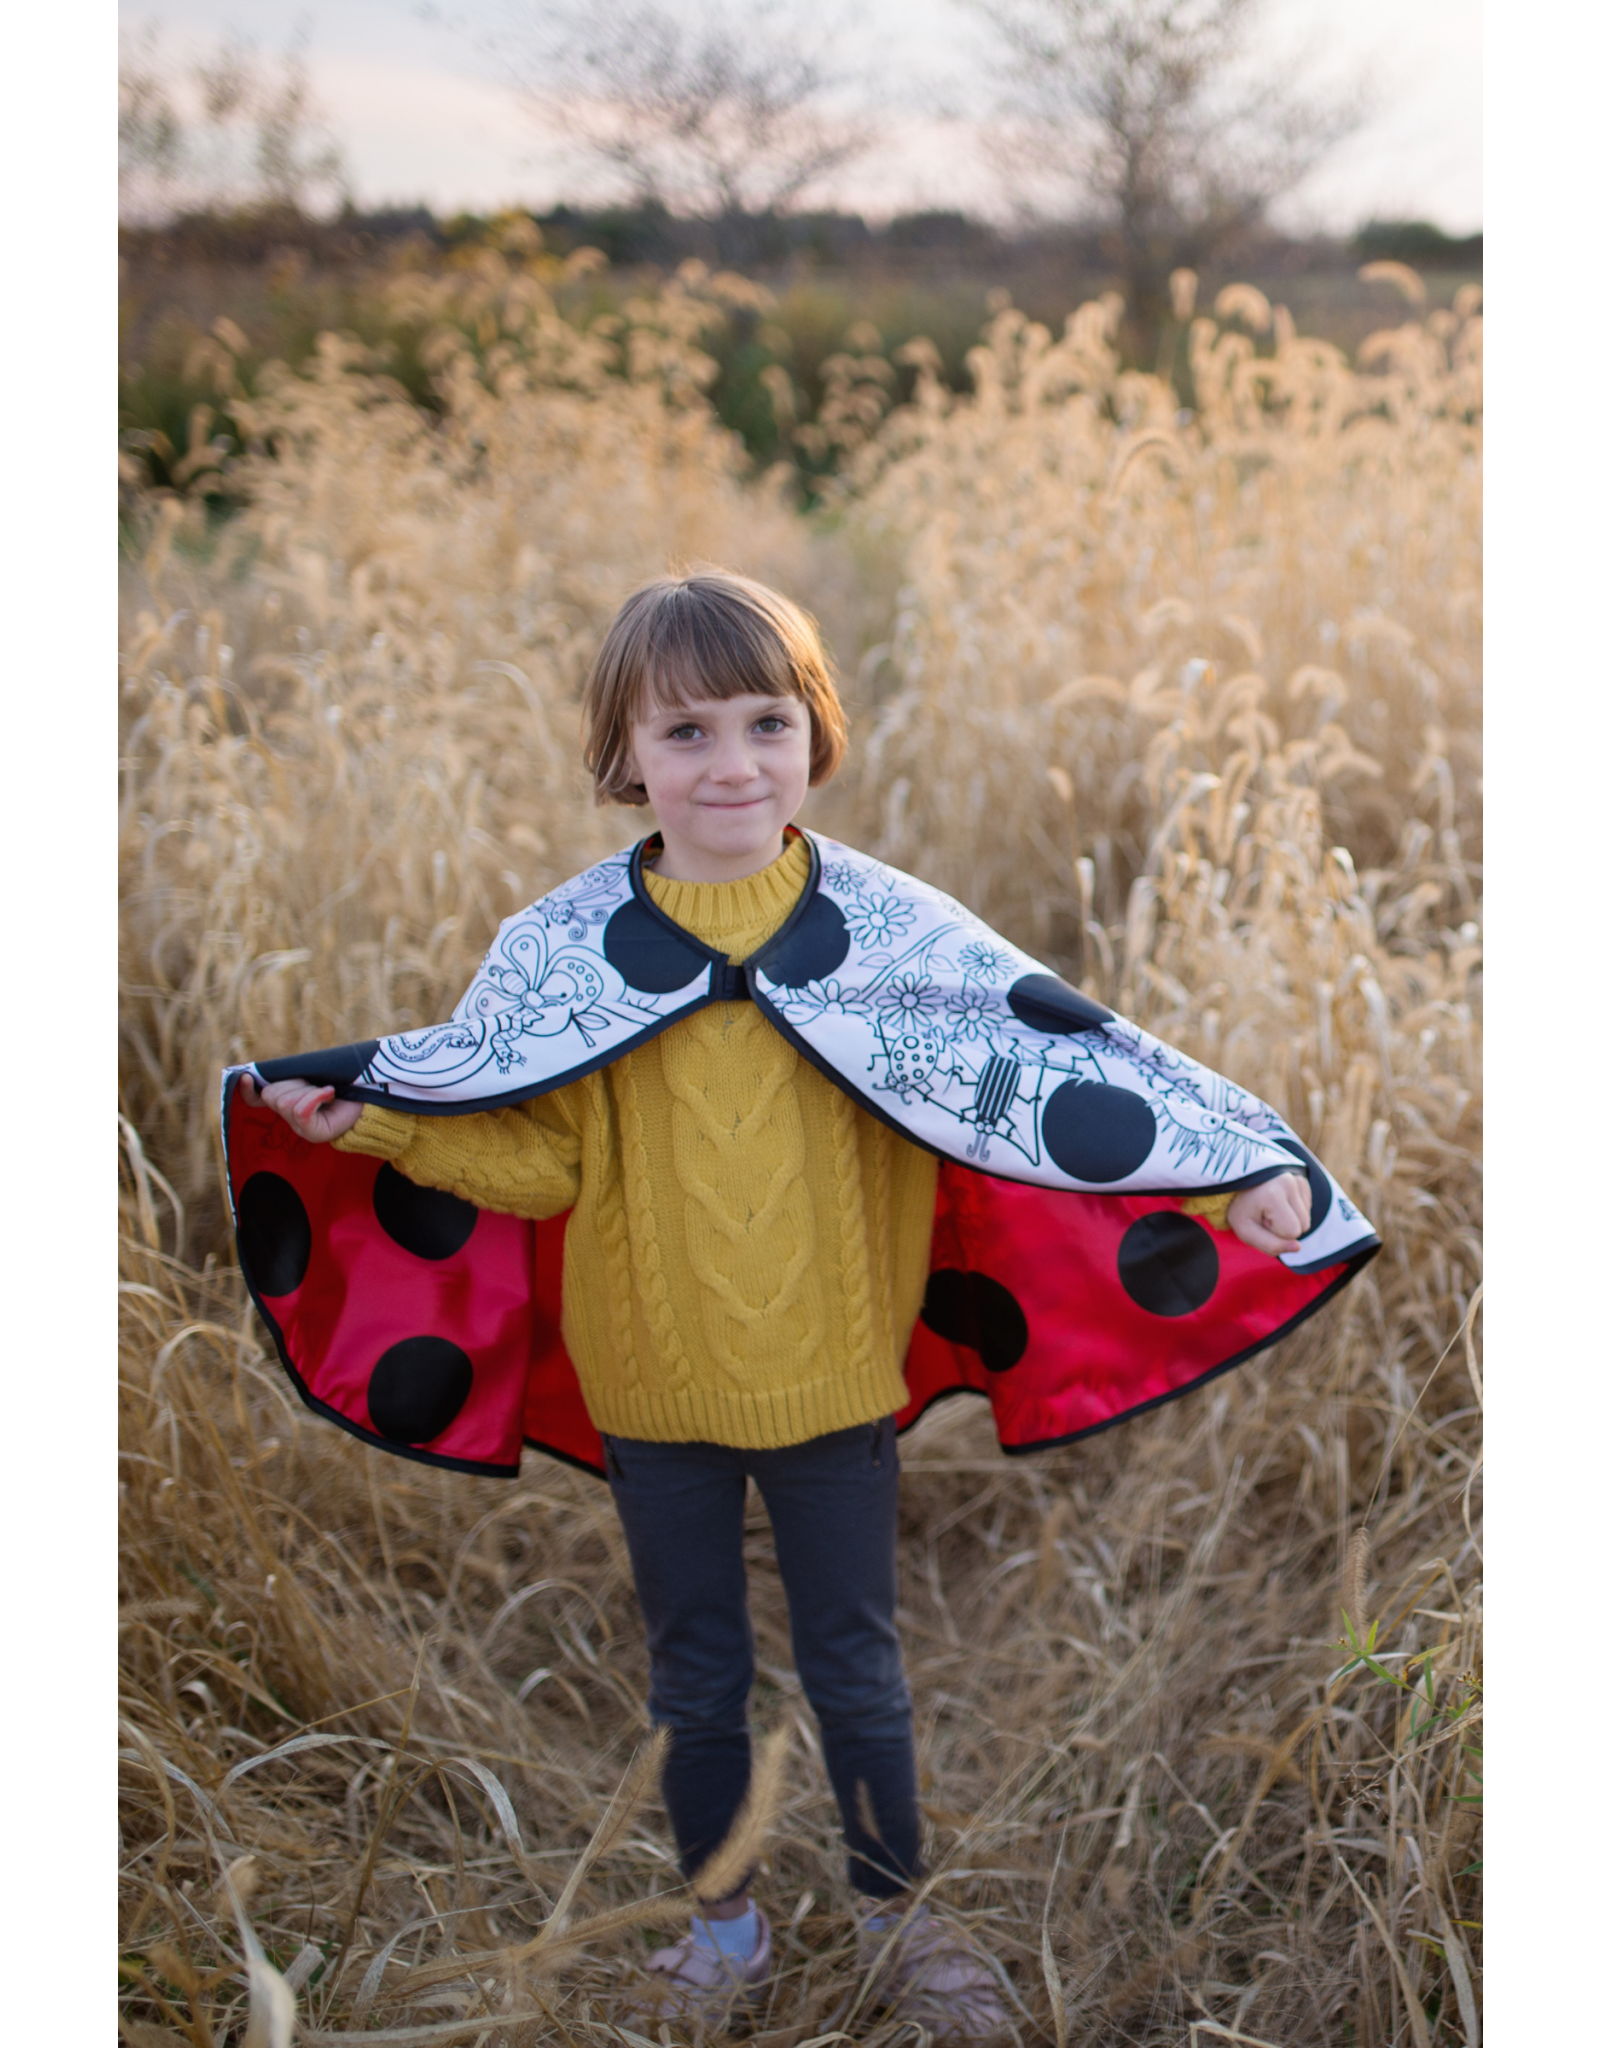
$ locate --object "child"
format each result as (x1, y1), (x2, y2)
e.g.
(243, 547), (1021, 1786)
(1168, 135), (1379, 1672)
(231, 569), (1372, 2041)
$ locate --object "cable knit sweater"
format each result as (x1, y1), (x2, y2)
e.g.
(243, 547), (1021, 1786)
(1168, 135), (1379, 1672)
(334, 833), (942, 1448)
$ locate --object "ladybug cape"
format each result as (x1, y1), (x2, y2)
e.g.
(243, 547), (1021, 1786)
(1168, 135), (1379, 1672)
(222, 831), (1379, 1478)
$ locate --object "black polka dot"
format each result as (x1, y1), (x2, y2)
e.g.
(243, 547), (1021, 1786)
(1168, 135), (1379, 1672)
(367, 1336), (474, 1444)
(1274, 1141), (1331, 1235)
(1007, 971), (1113, 1035)
(236, 1171), (312, 1297)
(756, 893), (851, 989)
(603, 898), (709, 993)
(919, 1268), (1030, 1372)
(1117, 1213), (1220, 1317)
(1041, 1079), (1158, 1182)
(373, 1164), (478, 1261)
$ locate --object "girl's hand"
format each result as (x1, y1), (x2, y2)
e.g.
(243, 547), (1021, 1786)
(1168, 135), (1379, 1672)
(1228, 1171), (1313, 1256)
(238, 1073), (363, 1143)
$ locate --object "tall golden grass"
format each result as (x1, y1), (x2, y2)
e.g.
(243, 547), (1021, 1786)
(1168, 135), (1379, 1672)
(119, 250), (1481, 2045)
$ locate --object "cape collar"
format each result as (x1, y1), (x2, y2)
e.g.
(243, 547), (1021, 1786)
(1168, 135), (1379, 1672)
(620, 827), (822, 1002)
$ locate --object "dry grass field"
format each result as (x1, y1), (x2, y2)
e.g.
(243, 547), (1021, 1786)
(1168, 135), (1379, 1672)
(119, 249), (1481, 2046)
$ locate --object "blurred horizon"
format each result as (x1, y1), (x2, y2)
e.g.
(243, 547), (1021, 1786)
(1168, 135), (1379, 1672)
(120, 0), (1482, 235)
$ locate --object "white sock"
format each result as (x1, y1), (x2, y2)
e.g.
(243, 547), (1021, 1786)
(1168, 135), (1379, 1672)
(690, 1903), (761, 1960)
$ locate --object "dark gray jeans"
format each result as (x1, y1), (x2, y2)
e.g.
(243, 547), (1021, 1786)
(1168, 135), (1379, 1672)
(602, 1417), (921, 1899)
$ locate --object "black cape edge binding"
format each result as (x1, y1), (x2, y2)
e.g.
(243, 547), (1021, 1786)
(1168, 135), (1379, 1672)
(220, 839), (1384, 1479)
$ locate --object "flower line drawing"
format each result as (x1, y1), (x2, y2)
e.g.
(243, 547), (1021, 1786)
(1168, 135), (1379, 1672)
(944, 984), (996, 1041)
(884, 971), (936, 1020)
(845, 892), (917, 949)
(958, 941), (1009, 983)
(349, 831), (1345, 1223)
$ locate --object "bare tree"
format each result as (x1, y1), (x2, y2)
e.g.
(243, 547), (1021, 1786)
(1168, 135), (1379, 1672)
(118, 23), (348, 223)
(119, 25), (188, 223)
(972, 0), (1365, 352)
(490, 0), (874, 233)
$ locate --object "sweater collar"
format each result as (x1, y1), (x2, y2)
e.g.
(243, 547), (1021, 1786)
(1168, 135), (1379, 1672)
(640, 830), (810, 951)
(627, 827), (820, 971)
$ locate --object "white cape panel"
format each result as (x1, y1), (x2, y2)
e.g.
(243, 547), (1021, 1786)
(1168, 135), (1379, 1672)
(234, 831), (1376, 1277)
(761, 838), (1373, 1276)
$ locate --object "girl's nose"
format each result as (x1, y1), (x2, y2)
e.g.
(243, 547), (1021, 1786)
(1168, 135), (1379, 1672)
(707, 736), (759, 782)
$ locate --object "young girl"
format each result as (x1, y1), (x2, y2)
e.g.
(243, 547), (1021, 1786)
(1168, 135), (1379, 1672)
(231, 569), (1372, 2041)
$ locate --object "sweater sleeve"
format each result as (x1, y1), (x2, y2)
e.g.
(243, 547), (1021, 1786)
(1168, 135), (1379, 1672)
(332, 1087), (584, 1221)
(1178, 1189), (1234, 1230)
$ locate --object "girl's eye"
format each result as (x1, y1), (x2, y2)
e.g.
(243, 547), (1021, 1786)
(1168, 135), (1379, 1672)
(667, 724), (702, 741)
(754, 715), (788, 733)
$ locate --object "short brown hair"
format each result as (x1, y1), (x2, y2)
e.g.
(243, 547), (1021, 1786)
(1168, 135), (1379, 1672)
(581, 568), (849, 806)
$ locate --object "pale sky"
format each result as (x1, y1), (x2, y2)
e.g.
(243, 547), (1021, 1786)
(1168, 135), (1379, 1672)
(123, 0), (1482, 232)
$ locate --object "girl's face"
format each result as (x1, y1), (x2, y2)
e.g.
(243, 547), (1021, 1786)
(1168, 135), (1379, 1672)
(624, 686), (812, 883)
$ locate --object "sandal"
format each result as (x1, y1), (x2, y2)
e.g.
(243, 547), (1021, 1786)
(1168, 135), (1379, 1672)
(619, 1908), (773, 2039)
(858, 1904), (1013, 2044)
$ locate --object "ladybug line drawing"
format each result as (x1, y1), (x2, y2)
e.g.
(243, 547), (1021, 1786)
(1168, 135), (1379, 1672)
(870, 1018), (950, 1105)
(867, 1017), (1050, 1168)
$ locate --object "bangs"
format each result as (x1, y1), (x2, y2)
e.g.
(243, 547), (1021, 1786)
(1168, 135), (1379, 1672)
(636, 586), (799, 710)
(581, 568), (850, 806)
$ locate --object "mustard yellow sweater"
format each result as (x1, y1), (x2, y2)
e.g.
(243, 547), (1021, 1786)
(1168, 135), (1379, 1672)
(335, 834), (942, 1448)
(335, 832), (1240, 1448)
